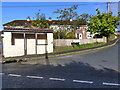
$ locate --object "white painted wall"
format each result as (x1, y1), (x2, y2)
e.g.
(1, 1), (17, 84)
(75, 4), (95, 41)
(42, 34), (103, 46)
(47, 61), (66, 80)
(3, 32), (24, 57)
(27, 39), (36, 55)
(50, 25), (71, 31)
(47, 33), (53, 53)
(3, 32), (53, 57)
(54, 38), (106, 46)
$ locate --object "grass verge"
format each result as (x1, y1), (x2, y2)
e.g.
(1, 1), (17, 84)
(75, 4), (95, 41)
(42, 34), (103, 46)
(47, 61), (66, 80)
(54, 42), (106, 53)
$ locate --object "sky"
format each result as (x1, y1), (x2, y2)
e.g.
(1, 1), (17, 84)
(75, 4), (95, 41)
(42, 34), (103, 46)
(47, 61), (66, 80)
(1, 0), (120, 2)
(0, 1), (119, 30)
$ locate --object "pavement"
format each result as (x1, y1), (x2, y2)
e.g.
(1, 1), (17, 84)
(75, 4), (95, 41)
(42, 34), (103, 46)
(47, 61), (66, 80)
(0, 48), (2, 63)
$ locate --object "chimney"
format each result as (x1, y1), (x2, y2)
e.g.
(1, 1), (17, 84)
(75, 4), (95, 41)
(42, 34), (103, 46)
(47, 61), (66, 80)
(48, 17), (52, 21)
(26, 16), (31, 22)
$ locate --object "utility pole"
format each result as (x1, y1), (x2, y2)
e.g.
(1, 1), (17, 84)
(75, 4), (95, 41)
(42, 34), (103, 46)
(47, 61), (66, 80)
(118, 1), (120, 31)
(107, 2), (110, 13)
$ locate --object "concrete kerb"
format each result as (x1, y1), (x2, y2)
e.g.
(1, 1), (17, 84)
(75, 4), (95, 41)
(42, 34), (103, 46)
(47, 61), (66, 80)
(22, 39), (119, 62)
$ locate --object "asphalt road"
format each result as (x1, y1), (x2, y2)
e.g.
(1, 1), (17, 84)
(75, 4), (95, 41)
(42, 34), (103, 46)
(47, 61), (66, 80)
(1, 40), (120, 88)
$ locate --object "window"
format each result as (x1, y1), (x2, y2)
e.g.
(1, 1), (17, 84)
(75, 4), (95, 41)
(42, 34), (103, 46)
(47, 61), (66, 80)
(37, 34), (47, 39)
(26, 34), (35, 39)
(11, 33), (24, 45)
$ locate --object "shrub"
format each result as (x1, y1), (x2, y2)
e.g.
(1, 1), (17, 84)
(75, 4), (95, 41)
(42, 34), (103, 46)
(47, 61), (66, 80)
(66, 32), (76, 39)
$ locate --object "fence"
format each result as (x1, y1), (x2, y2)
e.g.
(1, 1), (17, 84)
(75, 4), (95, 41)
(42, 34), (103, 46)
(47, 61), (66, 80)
(54, 37), (106, 46)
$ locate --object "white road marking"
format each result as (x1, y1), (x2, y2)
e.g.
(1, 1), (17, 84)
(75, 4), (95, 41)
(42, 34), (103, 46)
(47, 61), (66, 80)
(103, 82), (120, 86)
(0, 73), (4, 75)
(26, 76), (43, 79)
(49, 78), (65, 81)
(73, 80), (93, 84)
(8, 74), (21, 77)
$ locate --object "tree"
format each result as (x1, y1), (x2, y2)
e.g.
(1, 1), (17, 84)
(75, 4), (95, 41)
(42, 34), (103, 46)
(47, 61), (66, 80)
(87, 9), (119, 42)
(53, 30), (67, 39)
(71, 13), (91, 30)
(54, 5), (78, 21)
(32, 11), (49, 29)
(54, 5), (78, 31)
(53, 5), (79, 39)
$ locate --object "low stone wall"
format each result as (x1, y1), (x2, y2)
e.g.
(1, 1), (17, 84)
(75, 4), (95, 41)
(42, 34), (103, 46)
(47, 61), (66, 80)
(54, 37), (106, 46)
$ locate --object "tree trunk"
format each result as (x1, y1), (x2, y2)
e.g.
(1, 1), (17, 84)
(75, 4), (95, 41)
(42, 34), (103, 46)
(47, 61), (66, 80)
(106, 35), (110, 43)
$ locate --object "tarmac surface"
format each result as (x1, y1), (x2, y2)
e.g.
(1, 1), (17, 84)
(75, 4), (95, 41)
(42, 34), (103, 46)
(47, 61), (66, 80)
(1, 39), (120, 88)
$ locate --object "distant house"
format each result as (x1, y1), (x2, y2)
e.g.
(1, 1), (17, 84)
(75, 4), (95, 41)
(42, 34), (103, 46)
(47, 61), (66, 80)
(115, 31), (120, 35)
(2, 27), (53, 57)
(3, 18), (93, 40)
(3, 18), (74, 31)
(75, 25), (93, 39)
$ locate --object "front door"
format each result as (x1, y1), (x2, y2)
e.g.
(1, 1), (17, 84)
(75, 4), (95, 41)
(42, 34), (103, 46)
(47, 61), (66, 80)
(79, 33), (82, 39)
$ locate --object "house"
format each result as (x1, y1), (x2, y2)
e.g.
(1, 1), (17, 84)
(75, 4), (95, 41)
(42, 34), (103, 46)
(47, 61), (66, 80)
(3, 17), (74, 31)
(3, 18), (92, 40)
(115, 31), (120, 35)
(75, 25), (92, 39)
(2, 27), (53, 57)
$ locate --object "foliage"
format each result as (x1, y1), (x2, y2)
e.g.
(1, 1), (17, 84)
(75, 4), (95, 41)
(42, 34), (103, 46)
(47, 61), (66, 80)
(54, 5), (79, 32)
(54, 5), (90, 32)
(53, 30), (67, 39)
(54, 5), (78, 21)
(109, 34), (117, 40)
(66, 32), (76, 39)
(54, 42), (106, 53)
(32, 11), (49, 29)
(93, 34), (103, 38)
(87, 9), (119, 42)
(71, 13), (91, 30)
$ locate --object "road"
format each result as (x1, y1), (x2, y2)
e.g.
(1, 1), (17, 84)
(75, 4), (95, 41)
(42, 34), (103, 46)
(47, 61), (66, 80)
(1, 40), (120, 88)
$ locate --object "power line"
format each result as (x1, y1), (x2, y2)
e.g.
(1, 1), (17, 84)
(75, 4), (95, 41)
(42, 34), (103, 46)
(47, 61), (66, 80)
(0, 2), (117, 8)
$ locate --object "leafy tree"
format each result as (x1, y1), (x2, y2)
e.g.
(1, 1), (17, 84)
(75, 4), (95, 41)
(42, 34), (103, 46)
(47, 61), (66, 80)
(88, 9), (119, 42)
(32, 11), (49, 29)
(54, 5), (78, 32)
(54, 5), (78, 21)
(71, 13), (91, 30)
(79, 13), (91, 22)
(54, 5), (90, 37)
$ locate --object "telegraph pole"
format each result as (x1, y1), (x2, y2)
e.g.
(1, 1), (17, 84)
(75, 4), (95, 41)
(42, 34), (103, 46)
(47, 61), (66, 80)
(118, 1), (120, 31)
(107, 2), (110, 13)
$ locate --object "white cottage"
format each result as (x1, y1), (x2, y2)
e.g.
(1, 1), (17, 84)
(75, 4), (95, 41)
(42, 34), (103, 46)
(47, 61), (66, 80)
(2, 27), (53, 57)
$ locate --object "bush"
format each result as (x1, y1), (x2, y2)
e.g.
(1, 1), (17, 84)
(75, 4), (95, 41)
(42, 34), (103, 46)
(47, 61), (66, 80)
(53, 30), (67, 39)
(66, 32), (76, 39)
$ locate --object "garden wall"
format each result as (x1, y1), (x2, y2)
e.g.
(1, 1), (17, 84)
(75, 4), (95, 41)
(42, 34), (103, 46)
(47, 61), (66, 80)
(54, 37), (106, 46)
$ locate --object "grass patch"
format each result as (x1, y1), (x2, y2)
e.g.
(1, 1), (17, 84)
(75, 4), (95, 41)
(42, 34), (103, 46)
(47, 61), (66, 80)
(54, 42), (106, 53)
